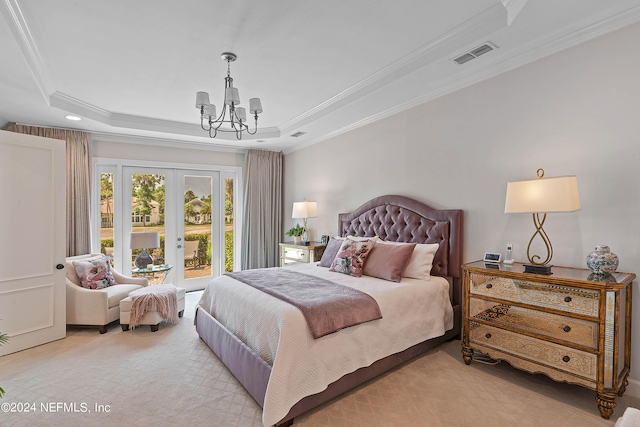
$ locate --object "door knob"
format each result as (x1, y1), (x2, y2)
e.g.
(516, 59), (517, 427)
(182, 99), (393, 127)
(56, 264), (65, 270)
(177, 237), (182, 241)
(177, 245), (182, 249)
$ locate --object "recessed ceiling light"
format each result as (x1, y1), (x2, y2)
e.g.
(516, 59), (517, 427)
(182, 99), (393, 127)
(65, 115), (81, 121)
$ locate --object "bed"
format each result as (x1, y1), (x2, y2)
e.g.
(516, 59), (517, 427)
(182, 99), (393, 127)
(195, 195), (463, 426)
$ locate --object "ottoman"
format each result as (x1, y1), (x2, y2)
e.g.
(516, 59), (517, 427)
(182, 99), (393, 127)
(120, 286), (186, 332)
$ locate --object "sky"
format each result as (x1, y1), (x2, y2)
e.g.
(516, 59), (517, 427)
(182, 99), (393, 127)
(184, 176), (211, 199)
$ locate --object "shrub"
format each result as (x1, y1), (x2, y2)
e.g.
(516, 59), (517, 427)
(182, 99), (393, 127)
(225, 230), (234, 272)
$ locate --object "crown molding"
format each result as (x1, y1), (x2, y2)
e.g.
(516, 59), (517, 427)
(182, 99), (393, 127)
(5, 0), (640, 154)
(1, 0), (280, 143)
(284, 3), (640, 155)
(49, 91), (281, 140)
(280, 3), (507, 135)
(501, 0), (529, 26)
(49, 91), (111, 122)
(0, 0), (54, 101)
(12, 120), (248, 153)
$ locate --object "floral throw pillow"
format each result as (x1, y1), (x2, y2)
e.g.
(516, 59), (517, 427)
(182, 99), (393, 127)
(73, 256), (118, 289)
(329, 238), (376, 278)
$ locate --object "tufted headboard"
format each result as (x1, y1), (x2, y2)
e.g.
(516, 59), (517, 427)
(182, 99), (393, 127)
(338, 195), (464, 305)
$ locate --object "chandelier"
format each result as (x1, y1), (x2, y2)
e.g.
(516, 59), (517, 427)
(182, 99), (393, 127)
(195, 52), (263, 140)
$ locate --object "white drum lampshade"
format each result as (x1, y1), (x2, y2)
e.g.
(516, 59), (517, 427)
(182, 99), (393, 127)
(130, 232), (161, 269)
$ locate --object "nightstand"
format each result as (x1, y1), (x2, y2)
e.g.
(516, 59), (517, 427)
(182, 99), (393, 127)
(461, 261), (634, 419)
(279, 242), (326, 267)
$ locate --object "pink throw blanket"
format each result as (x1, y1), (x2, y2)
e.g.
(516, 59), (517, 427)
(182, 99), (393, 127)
(226, 268), (382, 339)
(129, 284), (178, 327)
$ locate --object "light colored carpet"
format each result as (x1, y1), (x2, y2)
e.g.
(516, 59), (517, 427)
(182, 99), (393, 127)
(1, 291), (638, 427)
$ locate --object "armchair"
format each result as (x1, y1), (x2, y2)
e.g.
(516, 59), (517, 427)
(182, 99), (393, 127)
(66, 254), (148, 333)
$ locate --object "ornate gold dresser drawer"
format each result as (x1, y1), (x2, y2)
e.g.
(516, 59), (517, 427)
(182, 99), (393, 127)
(462, 261), (635, 419)
(468, 299), (599, 349)
(469, 274), (599, 316)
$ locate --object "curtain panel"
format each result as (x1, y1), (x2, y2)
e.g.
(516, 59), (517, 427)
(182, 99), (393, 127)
(241, 149), (282, 269)
(5, 124), (92, 257)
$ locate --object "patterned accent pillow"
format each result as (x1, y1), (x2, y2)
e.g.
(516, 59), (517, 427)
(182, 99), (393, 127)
(329, 238), (376, 278)
(72, 256), (118, 289)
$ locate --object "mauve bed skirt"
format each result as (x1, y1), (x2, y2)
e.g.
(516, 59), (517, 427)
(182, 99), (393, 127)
(195, 304), (461, 426)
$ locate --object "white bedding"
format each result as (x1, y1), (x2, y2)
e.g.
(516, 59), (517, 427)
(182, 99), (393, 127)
(197, 263), (454, 427)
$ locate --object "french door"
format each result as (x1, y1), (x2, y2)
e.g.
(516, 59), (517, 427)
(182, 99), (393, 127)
(95, 161), (239, 292)
(175, 170), (221, 291)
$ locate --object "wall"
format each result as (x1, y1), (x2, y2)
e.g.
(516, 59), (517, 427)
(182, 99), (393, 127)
(284, 21), (640, 386)
(92, 138), (244, 168)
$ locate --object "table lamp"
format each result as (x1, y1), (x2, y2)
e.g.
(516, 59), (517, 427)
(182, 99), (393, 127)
(130, 231), (161, 269)
(504, 168), (580, 275)
(292, 198), (317, 246)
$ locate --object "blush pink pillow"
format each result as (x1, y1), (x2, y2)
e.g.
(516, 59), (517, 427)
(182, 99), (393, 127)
(379, 241), (439, 280)
(363, 242), (417, 282)
(318, 238), (343, 267)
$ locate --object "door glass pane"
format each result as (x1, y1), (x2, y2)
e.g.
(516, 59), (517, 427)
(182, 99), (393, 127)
(184, 176), (212, 280)
(131, 174), (165, 268)
(224, 178), (234, 272)
(100, 173), (115, 264)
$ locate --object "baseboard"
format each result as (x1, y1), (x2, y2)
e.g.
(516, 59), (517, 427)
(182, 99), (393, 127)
(627, 378), (640, 399)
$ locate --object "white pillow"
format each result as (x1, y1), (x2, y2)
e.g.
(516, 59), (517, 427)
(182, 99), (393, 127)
(376, 241), (439, 280)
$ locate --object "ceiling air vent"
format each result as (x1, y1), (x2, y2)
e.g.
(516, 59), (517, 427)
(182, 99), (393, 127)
(290, 131), (306, 137)
(452, 42), (498, 65)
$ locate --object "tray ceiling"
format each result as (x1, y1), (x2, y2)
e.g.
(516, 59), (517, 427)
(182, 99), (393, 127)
(1, 0), (640, 152)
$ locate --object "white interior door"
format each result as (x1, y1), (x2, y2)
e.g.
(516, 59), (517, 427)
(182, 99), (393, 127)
(0, 130), (66, 356)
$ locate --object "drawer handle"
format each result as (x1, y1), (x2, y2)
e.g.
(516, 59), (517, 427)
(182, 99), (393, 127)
(486, 284), (493, 289)
(485, 333), (492, 339)
(562, 325), (572, 333)
(562, 356), (570, 363)
(564, 296), (572, 303)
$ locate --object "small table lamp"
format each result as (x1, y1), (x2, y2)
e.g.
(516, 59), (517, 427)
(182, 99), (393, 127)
(504, 168), (580, 275)
(130, 231), (161, 269)
(292, 198), (317, 246)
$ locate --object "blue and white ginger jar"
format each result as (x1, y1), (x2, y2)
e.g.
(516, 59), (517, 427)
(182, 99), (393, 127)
(586, 245), (619, 275)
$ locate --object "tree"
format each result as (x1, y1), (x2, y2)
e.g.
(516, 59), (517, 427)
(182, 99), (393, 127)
(154, 184), (166, 224)
(100, 174), (113, 227)
(225, 199), (233, 223)
(184, 190), (197, 204)
(184, 202), (196, 223)
(224, 178), (234, 223)
(224, 178), (233, 204)
(132, 174), (162, 227)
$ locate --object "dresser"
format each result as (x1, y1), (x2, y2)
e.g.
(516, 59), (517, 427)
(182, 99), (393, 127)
(461, 261), (635, 419)
(279, 242), (326, 267)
